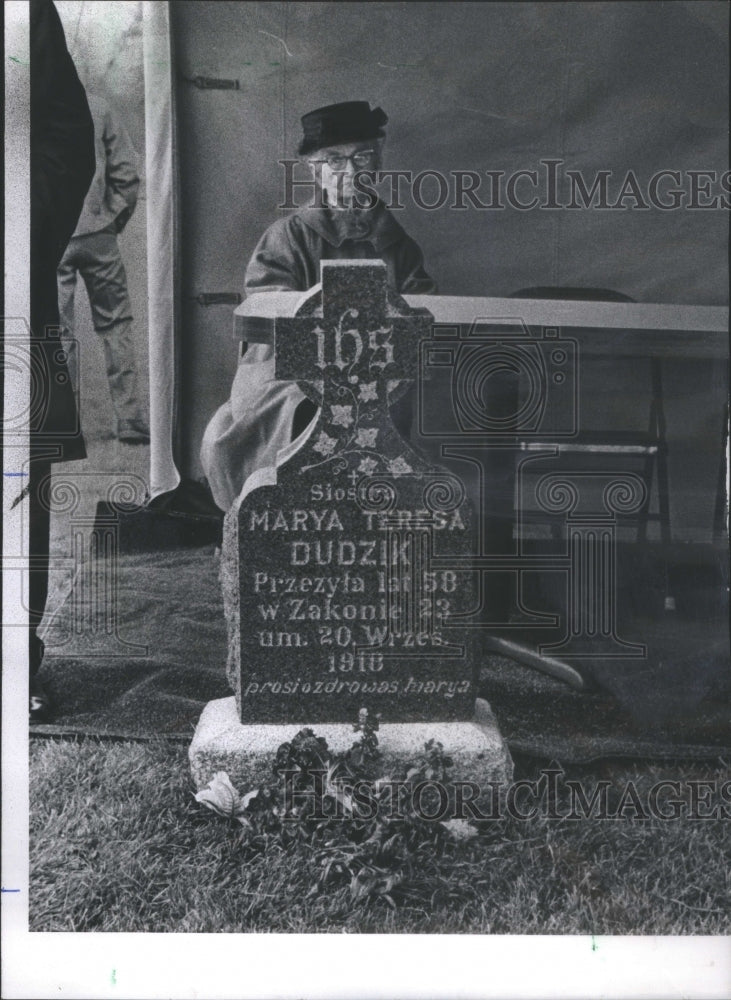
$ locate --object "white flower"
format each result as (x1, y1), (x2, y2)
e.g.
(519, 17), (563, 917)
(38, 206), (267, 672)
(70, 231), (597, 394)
(355, 427), (378, 448)
(441, 818), (478, 841)
(358, 456), (379, 476)
(313, 431), (338, 456)
(358, 381), (378, 402)
(330, 405), (354, 428)
(194, 772), (239, 816)
(388, 456), (413, 476)
(194, 772), (259, 827)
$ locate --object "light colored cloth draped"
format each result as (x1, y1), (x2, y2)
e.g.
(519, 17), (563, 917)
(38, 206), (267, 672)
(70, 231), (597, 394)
(200, 342), (306, 513)
(200, 203), (437, 511)
(142, 0), (180, 498)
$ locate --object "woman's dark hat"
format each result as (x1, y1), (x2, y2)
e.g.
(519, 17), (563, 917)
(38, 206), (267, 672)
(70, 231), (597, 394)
(298, 101), (388, 156)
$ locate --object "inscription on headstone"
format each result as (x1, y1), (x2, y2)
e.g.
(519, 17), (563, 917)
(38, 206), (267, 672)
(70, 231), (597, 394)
(225, 261), (477, 723)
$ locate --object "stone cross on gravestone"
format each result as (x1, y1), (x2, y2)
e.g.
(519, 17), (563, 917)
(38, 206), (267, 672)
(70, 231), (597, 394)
(223, 260), (477, 724)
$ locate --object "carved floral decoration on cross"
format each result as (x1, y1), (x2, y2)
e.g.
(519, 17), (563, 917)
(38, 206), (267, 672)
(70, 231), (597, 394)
(273, 262), (434, 479)
(306, 364), (414, 477)
(287, 320), (416, 477)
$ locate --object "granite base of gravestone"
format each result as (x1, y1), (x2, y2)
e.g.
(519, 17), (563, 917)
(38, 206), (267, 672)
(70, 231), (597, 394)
(190, 261), (513, 798)
(189, 695), (511, 795)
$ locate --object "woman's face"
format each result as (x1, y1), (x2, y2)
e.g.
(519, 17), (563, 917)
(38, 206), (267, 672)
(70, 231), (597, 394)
(307, 141), (381, 207)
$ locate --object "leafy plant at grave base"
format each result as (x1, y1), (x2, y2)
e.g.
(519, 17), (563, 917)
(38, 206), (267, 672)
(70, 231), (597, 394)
(194, 708), (479, 909)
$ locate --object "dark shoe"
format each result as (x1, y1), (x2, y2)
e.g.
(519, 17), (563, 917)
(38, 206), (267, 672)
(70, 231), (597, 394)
(118, 418), (150, 445)
(29, 677), (53, 723)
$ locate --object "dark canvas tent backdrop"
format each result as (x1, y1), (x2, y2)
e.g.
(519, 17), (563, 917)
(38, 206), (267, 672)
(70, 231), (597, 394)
(144, 1), (728, 538)
(38, 1), (728, 747)
(162, 3), (728, 484)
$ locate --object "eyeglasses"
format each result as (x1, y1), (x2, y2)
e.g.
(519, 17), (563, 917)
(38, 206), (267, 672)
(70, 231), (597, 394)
(311, 150), (376, 170)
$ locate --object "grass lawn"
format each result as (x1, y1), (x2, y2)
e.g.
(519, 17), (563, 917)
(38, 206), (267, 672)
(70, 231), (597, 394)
(29, 737), (730, 933)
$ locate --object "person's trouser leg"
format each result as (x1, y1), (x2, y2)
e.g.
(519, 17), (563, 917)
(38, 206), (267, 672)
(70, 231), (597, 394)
(57, 243), (80, 392)
(98, 318), (144, 431)
(76, 228), (146, 433)
(28, 459), (51, 690)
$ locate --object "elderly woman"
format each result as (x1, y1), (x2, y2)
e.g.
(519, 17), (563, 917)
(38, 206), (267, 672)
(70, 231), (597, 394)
(201, 101), (436, 511)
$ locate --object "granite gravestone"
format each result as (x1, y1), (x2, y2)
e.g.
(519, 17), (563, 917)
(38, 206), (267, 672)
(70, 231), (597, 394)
(224, 260), (477, 724)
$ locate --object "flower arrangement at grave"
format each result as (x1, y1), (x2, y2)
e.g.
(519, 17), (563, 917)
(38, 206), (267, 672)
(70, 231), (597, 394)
(194, 709), (479, 909)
